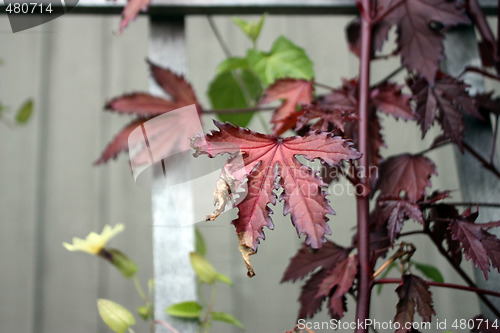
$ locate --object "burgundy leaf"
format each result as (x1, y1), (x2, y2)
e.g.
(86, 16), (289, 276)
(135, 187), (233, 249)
(376, 198), (424, 243)
(94, 118), (147, 165)
(410, 73), (479, 148)
(371, 82), (416, 120)
(379, 0), (470, 83)
(296, 103), (353, 133)
(298, 270), (328, 319)
(261, 79), (314, 136)
(429, 204), (463, 266)
(316, 255), (358, 318)
(118, 0), (151, 34)
(148, 60), (200, 107)
(105, 93), (180, 117)
(192, 121), (362, 253)
(449, 216), (500, 279)
(281, 240), (349, 282)
(425, 190), (451, 204)
(394, 275), (435, 333)
(375, 154), (437, 201)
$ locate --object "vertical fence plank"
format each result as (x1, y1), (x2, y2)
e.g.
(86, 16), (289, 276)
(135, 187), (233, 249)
(149, 17), (198, 333)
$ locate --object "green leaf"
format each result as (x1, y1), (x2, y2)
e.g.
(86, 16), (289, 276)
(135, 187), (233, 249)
(211, 311), (244, 329)
(137, 304), (153, 321)
(108, 249), (138, 278)
(208, 69), (262, 127)
(376, 261), (398, 294)
(15, 99), (33, 124)
(246, 35), (314, 86)
(232, 13), (266, 43)
(215, 273), (233, 286)
(165, 301), (203, 319)
(413, 261), (444, 283)
(216, 57), (249, 75)
(195, 228), (206, 256)
(190, 252), (218, 284)
(97, 299), (135, 333)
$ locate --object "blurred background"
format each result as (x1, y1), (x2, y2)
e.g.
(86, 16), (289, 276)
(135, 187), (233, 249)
(1, 11), (499, 333)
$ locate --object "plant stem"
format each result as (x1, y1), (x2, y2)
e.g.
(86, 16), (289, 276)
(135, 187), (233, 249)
(370, 65), (404, 89)
(200, 284), (217, 333)
(372, 0), (405, 25)
(490, 114), (499, 164)
(375, 278), (500, 298)
(463, 140), (500, 179)
(315, 82), (336, 91)
(154, 320), (180, 333)
(428, 201), (500, 208)
(355, 1), (373, 332)
(207, 16), (232, 59)
(203, 106), (275, 115)
(133, 276), (147, 303)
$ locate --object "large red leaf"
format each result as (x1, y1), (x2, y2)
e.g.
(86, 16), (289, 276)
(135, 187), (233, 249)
(376, 197), (424, 243)
(261, 79), (314, 136)
(378, 0), (470, 83)
(375, 154), (436, 201)
(105, 93), (180, 117)
(97, 63), (202, 165)
(450, 215), (500, 279)
(298, 269), (328, 319)
(94, 118), (147, 165)
(394, 275), (435, 333)
(281, 240), (349, 282)
(410, 73), (479, 149)
(316, 255), (358, 318)
(371, 82), (416, 120)
(192, 121), (361, 253)
(118, 0), (151, 34)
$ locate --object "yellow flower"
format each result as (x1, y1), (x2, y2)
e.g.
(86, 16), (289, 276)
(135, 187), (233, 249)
(63, 224), (125, 255)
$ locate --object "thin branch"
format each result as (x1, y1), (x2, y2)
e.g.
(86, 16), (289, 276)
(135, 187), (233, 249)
(490, 114), (499, 164)
(461, 66), (500, 82)
(375, 278), (500, 298)
(463, 140), (500, 179)
(207, 16), (232, 58)
(416, 140), (451, 156)
(428, 201), (500, 208)
(154, 320), (180, 333)
(315, 82), (336, 91)
(370, 65), (405, 89)
(203, 106), (275, 115)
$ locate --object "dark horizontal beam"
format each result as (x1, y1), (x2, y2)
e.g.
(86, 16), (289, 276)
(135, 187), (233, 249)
(0, 0), (498, 15)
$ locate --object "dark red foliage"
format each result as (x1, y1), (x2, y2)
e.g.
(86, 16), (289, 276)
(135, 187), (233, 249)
(192, 121), (361, 252)
(261, 79), (314, 136)
(394, 275), (435, 333)
(316, 255), (358, 318)
(375, 197), (424, 243)
(96, 61), (201, 164)
(281, 240), (350, 282)
(449, 210), (500, 279)
(410, 73), (479, 150)
(375, 154), (437, 201)
(429, 204), (463, 266)
(377, 0), (470, 83)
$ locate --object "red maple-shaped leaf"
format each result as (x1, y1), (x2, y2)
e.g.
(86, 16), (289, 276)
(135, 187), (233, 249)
(378, 0), (470, 83)
(375, 154), (437, 201)
(296, 103), (354, 133)
(371, 82), (416, 120)
(410, 73), (479, 149)
(376, 197), (424, 243)
(96, 61), (201, 164)
(394, 275), (435, 333)
(261, 79), (314, 136)
(192, 122), (361, 253)
(449, 214), (500, 279)
(281, 240), (349, 282)
(118, 0), (151, 34)
(316, 255), (358, 318)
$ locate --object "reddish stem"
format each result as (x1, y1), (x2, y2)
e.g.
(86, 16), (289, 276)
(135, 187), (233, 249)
(375, 278), (500, 298)
(461, 66), (500, 82)
(355, 1), (373, 332)
(463, 141), (500, 179)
